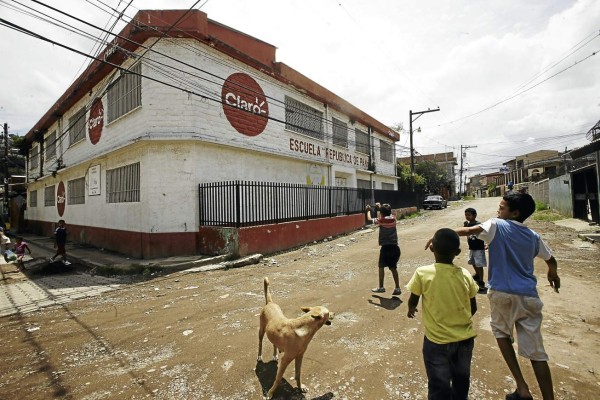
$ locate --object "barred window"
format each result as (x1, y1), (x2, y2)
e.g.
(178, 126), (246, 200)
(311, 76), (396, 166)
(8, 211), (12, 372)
(30, 145), (39, 170)
(380, 140), (394, 163)
(68, 177), (86, 205)
(29, 190), (38, 207)
(107, 162), (140, 203)
(46, 131), (56, 160)
(44, 185), (55, 207)
(108, 63), (142, 123)
(69, 108), (86, 145)
(284, 96), (323, 140)
(355, 128), (369, 154)
(332, 117), (348, 148)
(357, 179), (371, 189)
(382, 182), (395, 190)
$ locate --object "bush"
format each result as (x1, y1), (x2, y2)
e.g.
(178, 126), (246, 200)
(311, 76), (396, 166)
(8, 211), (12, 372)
(535, 201), (548, 211)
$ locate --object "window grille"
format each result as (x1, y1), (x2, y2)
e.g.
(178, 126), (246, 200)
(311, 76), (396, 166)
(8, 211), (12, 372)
(380, 140), (394, 163)
(46, 131), (56, 160)
(284, 96), (324, 140)
(29, 190), (38, 207)
(332, 117), (348, 148)
(68, 177), (86, 205)
(69, 108), (86, 145)
(357, 179), (371, 189)
(355, 128), (369, 154)
(30, 145), (39, 170)
(107, 63), (142, 123)
(106, 162), (140, 203)
(44, 185), (55, 206)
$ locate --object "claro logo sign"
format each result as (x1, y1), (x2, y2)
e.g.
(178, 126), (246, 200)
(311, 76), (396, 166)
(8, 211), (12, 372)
(221, 73), (268, 136)
(88, 98), (104, 145)
(56, 181), (66, 217)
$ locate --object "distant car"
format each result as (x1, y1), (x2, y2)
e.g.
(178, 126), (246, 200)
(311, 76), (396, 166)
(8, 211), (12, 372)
(423, 195), (448, 210)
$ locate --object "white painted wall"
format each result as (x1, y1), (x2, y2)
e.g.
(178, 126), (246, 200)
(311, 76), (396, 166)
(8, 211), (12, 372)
(27, 37), (397, 232)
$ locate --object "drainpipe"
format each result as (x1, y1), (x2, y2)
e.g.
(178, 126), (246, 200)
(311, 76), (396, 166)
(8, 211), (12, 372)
(368, 127), (374, 204)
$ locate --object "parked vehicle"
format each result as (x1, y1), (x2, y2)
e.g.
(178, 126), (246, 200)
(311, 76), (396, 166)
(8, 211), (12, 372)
(423, 195), (448, 210)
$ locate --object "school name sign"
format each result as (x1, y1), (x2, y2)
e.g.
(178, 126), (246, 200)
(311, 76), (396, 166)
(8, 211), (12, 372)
(289, 138), (370, 169)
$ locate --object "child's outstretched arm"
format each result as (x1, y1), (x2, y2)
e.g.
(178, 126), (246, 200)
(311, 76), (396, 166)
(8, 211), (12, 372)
(546, 256), (560, 293)
(424, 225), (484, 249)
(407, 293), (420, 318)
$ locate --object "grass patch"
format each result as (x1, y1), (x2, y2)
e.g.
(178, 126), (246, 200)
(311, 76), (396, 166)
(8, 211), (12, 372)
(532, 209), (564, 222)
(463, 196), (475, 200)
(402, 212), (422, 220)
(535, 200), (549, 211)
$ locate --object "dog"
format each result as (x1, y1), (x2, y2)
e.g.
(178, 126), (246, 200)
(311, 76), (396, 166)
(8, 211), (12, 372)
(258, 277), (333, 398)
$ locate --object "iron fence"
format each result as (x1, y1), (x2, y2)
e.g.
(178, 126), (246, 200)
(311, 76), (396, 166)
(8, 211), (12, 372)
(199, 181), (373, 228)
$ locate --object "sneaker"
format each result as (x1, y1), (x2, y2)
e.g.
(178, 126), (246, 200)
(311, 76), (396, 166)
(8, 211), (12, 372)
(371, 287), (385, 293)
(478, 287), (488, 294)
(48, 257), (54, 263)
(392, 288), (402, 296)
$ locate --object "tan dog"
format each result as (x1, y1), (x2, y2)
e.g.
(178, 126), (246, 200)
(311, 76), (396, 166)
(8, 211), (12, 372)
(258, 277), (333, 398)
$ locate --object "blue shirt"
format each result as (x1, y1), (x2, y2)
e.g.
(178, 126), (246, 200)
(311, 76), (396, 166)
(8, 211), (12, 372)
(478, 218), (552, 298)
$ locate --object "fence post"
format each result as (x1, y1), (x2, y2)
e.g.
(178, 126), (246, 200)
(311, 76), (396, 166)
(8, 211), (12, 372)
(305, 185), (309, 220)
(235, 180), (240, 228)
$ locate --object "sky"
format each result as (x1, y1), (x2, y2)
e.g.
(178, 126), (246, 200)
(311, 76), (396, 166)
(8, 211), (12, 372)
(1, 0), (599, 181)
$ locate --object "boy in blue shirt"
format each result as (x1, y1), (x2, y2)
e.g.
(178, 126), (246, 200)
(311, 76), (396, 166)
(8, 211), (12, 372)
(408, 228), (479, 400)
(454, 193), (560, 400)
(50, 219), (68, 264)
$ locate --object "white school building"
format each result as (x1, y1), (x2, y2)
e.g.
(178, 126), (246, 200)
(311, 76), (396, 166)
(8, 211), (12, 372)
(23, 9), (400, 258)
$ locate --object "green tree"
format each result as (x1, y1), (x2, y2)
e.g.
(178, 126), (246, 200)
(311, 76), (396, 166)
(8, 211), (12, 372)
(415, 160), (451, 194)
(396, 161), (424, 191)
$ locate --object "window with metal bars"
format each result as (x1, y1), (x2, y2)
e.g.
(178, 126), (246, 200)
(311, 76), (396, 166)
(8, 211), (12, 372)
(45, 131), (56, 160)
(380, 140), (394, 163)
(107, 63), (142, 123)
(44, 185), (55, 206)
(284, 96), (324, 140)
(68, 177), (86, 205)
(355, 128), (369, 154)
(68, 107), (86, 145)
(106, 162), (140, 203)
(29, 190), (38, 207)
(332, 117), (348, 148)
(30, 145), (39, 170)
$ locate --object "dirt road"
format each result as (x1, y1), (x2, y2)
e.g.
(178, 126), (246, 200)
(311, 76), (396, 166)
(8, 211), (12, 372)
(0, 197), (598, 399)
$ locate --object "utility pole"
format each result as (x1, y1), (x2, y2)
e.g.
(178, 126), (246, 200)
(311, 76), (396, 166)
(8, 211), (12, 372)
(409, 108), (440, 192)
(3, 123), (8, 225)
(459, 145), (477, 197)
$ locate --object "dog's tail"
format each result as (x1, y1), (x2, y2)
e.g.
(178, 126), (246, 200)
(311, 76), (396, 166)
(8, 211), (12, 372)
(263, 277), (272, 304)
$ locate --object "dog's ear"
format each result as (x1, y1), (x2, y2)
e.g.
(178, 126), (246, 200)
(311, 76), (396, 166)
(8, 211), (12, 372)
(310, 312), (323, 320)
(300, 306), (311, 313)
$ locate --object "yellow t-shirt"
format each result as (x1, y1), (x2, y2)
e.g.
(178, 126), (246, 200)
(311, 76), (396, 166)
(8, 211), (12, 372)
(407, 263), (479, 344)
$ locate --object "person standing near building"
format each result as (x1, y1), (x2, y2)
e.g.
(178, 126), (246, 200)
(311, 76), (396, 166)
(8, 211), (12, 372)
(13, 237), (31, 271)
(371, 204), (402, 296)
(50, 219), (68, 264)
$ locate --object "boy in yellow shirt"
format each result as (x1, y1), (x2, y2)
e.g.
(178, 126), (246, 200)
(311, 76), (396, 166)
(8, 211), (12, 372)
(407, 228), (479, 400)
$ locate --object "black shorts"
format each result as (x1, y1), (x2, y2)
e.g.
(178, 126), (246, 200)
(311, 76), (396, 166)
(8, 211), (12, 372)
(378, 244), (401, 269)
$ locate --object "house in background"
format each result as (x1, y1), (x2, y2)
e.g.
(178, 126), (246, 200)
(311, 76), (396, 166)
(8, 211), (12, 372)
(397, 151), (457, 198)
(22, 9), (400, 258)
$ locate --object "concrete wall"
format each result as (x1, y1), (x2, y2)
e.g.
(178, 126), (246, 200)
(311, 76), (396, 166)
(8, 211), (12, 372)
(548, 174), (573, 217)
(527, 179), (549, 205)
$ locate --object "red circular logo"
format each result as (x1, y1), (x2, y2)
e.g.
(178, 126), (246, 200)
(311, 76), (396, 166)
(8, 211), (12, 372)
(88, 98), (104, 145)
(56, 181), (66, 217)
(221, 73), (268, 136)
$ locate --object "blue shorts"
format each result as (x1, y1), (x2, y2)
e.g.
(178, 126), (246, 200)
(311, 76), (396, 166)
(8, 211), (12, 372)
(378, 245), (400, 269)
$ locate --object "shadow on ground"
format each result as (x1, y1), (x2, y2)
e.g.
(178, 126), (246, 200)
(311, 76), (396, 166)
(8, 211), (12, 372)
(255, 360), (334, 400)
